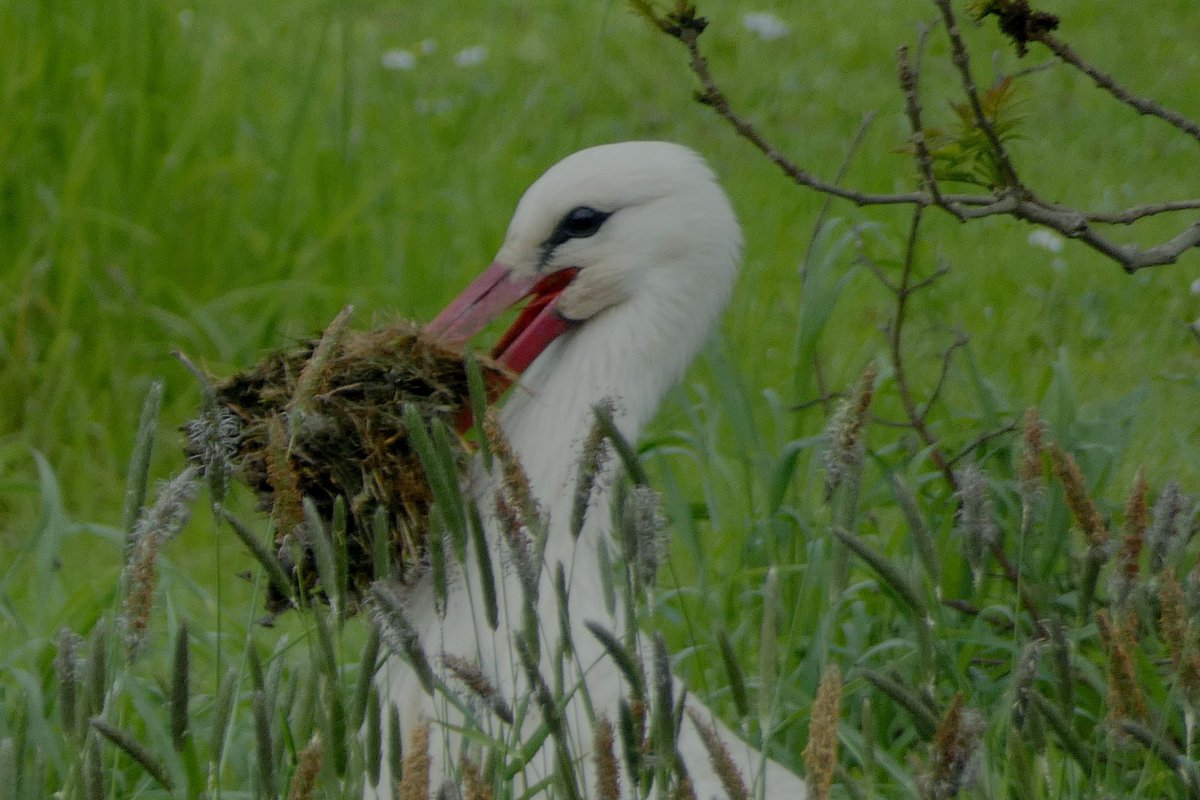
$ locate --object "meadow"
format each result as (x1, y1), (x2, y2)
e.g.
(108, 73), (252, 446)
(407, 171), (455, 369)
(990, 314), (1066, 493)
(2, 0), (1200, 797)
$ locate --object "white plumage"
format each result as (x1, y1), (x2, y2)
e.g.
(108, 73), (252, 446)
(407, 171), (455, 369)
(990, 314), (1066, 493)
(369, 141), (808, 799)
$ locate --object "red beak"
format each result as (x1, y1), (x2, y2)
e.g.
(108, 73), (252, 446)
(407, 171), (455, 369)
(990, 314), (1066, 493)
(426, 260), (579, 376)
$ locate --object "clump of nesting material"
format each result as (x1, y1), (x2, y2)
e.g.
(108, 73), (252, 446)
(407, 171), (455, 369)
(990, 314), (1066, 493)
(184, 308), (504, 613)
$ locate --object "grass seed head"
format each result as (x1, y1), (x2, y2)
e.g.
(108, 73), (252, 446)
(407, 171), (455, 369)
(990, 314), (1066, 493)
(184, 401), (238, 502)
(1147, 480), (1186, 573)
(55, 628), (83, 738)
(287, 733), (323, 800)
(1158, 571), (1200, 701)
(686, 707), (749, 800)
(956, 463), (999, 585)
(1111, 469), (1148, 612)
(441, 653), (513, 725)
(1016, 407), (1044, 500)
(593, 716), (621, 800)
(572, 399), (614, 540)
(920, 693), (984, 800)
(671, 773), (697, 800)
(1098, 609), (1146, 721)
(1011, 639), (1042, 731)
(398, 721), (431, 800)
(461, 756), (494, 800)
(368, 581), (435, 695)
(822, 365), (876, 500)
(1049, 445), (1110, 547)
(622, 485), (667, 588)
(803, 663), (843, 800)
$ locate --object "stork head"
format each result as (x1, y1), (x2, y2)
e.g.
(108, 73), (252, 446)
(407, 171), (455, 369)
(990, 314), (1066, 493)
(426, 141), (742, 376)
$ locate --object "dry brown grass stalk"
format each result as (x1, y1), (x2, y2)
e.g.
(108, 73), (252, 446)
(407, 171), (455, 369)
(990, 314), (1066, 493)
(1158, 571), (1200, 700)
(593, 716), (621, 800)
(1111, 469), (1148, 611)
(1097, 609), (1147, 721)
(685, 707), (749, 800)
(803, 664), (843, 800)
(398, 721), (431, 800)
(265, 414), (303, 534)
(1016, 407), (1044, 496)
(460, 756), (493, 800)
(287, 733), (323, 800)
(1049, 445), (1110, 547)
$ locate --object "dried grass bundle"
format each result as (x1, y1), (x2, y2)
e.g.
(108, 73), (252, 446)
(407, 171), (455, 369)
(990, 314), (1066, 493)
(185, 311), (506, 611)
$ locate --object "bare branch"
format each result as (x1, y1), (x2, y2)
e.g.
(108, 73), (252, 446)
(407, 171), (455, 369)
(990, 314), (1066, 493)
(1064, 199), (1200, 225)
(898, 45), (954, 215)
(1033, 32), (1200, 145)
(661, 7), (1200, 273)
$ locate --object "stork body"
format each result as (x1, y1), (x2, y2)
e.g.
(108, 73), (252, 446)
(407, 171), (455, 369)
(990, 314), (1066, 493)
(369, 142), (808, 799)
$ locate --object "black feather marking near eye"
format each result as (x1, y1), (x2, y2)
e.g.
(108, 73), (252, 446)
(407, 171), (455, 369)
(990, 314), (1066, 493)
(538, 206), (612, 268)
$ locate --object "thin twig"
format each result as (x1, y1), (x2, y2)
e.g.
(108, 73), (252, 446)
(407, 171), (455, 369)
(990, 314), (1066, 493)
(946, 422), (1019, 468)
(1033, 32), (1200, 145)
(932, 0), (1021, 188)
(898, 45), (953, 215)
(887, 208), (957, 490)
(919, 330), (968, 423)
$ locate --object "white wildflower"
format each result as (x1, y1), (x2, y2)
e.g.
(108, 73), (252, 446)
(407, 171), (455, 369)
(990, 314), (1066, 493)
(381, 49), (416, 71)
(453, 45), (488, 68)
(1027, 229), (1064, 253)
(743, 12), (790, 41)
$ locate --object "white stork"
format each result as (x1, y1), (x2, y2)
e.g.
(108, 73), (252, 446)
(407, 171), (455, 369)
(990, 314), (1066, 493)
(370, 141), (808, 799)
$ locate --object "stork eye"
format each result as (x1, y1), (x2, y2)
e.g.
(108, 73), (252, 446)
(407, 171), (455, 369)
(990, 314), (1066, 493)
(560, 206), (609, 239)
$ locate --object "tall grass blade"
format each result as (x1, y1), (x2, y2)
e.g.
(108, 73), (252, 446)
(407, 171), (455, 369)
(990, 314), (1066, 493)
(91, 717), (175, 791)
(388, 703), (404, 789)
(253, 689), (278, 799)
(857, 669), (938, 739)
(468, 503), (499, 631)
(759, 566), (780, 730)
(354, 626), (382, 729)
(832, 526), (927, 617)
(55, 628), (82, 741)
(585, 621), (644, 701)
(83, 730), (104, 800)
(123, 379), (163, 536)
(465, 350), (492, 471)
(715, 627), (750, 721)
(209, 668), (238, 769)
(170, 622), (190, 752)
(365, 688), (382, 789)
(220, 509), (295, 606)
(304, 497), (342, 618)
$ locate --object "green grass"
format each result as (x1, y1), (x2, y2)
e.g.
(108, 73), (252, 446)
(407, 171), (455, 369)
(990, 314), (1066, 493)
(3, 0), (1200, 797)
